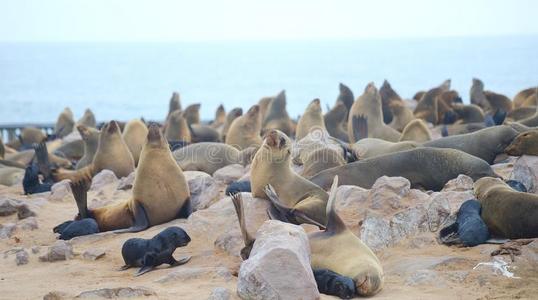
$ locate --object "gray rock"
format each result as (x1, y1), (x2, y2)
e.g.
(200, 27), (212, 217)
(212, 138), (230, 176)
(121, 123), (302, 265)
(213, 164), (245, 184)
(207, 287), (231, 300)
(214, 229), (244, 257)
(237, 220), (319, 300)
(90, 169), (119, 191)
(76, 287), (156, 298)
(43, 291), (71, 300)
(360, 210), (392, 251)
(117, 171), (136, 190)
(390, 205), (428, 244)
(426, 195), (451, 232)
(442, 174), (474, 192)
(82, 248), (106, 261)
(510, 155), (538, 193)
(15, 249), (29, 265)
(49, 180), (74, 202)
(369, 176), (410, 211)
(0, 223), (16, 239)
(156, 267), (232, 284)
(17, 217), (38, 230)
(0, 198), (18, 216)
(16, 203), (37, 219)
(39, 240), (73, 262)
(31, 246), (40, 254)
(184, 171), (223, 211)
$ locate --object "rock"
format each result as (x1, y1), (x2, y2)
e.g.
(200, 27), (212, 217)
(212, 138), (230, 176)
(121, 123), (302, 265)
(426, 194), (451, 232)
(117, 172), (136, 190)
(17, 217), (38, 230)
(39, 240), (73, 262)
(442, 175), (474, 191)
(390, 205), (428, 244)
(0, 198), (18, 216)
(16, 203), (37, 219)
(213, 164), (245, 184)
(15, 249), (29, 265)
(0, 223), (16, 239)
(31, 246), (40, 254)
(49, 180), (74, 202)
(90, 169), (119, 191)
(82, 248), (106, 261)
(510, 155), (538, 193)
(214, 229), (244, 257)
(369, 176), (411, 212)
(430, 191), (475, 215)
(184, 171), (222, 211)
(360, 210), (392, 251)
(207, 287), (231, 300)
(237, 220), (319, 300)
(76, 287), (156, 298)
(492, 162), (514, 181)
(156, 267), (232, 284)
(44, 291), (71, 300)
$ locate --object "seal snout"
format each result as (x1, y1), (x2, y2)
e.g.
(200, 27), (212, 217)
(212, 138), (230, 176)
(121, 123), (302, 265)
(147, 123), (162, 142)
(107, 120), (118, 133)
(248, 105), (260, 115)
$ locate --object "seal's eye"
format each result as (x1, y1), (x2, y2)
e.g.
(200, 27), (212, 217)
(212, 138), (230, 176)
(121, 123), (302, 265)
(279, 137), (286, 147)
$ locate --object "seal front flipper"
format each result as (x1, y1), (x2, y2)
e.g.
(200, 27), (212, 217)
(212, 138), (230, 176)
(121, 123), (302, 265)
(35, 142), (52, 180)
(70, 179), (91, 219)
(351, 115), (368, 142)
(231, 193), (255, 260)
(113, 203), (149, 233)
(169, 255), (191, 267)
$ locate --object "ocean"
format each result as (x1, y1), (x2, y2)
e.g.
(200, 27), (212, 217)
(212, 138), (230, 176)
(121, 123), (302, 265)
(0, 36), (537, 124)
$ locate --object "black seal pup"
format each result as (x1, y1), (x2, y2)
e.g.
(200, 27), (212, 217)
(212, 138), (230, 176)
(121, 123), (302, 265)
(313, 269), (356, 299)
(53, 218), (99, 240)
(225, 180), (251, 196)
(439, 199), (489, 247)
(119, 226), (192, 276)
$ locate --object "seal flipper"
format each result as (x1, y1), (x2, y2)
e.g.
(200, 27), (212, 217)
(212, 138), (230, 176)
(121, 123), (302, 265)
(176, 198), (192, 218)
(169, 255), (191, 267)
(313, 268), (356, 299)
(113, 203), (149, 233)
(231, 193), (255, 260)
(35, 142), (52, 180)
(324, 176), (346, 234)
(135, 253), (156, 276)
(118, 265), (131, 271)
(351, 115), (368, 142)
(70, 180), (91, 219)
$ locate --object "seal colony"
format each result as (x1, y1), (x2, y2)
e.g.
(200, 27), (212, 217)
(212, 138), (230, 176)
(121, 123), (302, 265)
(3, 78), (538, 298)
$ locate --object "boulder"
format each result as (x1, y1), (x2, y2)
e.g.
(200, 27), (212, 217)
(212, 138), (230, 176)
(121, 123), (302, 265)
(117, 172), (136, 190)
(39, 240), (73, 262)
(442, 175), (473, 192)
(510, 155), (538, 193)
(213, 164), (246, 184)
(237, 220), (319, 300)
(207, 287), (231, 300)
(49, 180), (74, 202)
(15, 249), (29, 265)
(82, 248), (106, 261)
(184, 171), (223, 211)
(0, 223), (16, 239)
(90, 169), (119, 191)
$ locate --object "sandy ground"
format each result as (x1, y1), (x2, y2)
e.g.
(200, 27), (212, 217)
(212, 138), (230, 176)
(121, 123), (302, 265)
(1, 182), (537, 300)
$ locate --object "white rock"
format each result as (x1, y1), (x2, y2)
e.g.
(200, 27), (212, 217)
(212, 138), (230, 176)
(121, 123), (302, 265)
(207, 287), (231, 300)
(49, 180), (74, 202)
(117, 171), (136, 190)
(39, 240), (73, 262)
(184, 171), (223, 211)
(0, 223), (16, 239)
(156, 267), (232, 283)
(90, 169), (119, 191)
(15, 249), (29, 265)
(369, 176), (410, 211)
(237, 220), (319, 300)
(360, 210), (393, 251)
(390, 205), (428, 244)
(442, 174), (474, 192)
(426, 195), (451, 232)
(213, 164), (246, 184)
(510, 155), (538, 193)
(82, 248), (106, 261)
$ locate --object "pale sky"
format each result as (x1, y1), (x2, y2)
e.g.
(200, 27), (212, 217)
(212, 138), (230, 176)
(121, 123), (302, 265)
(0, 0), (537, 42)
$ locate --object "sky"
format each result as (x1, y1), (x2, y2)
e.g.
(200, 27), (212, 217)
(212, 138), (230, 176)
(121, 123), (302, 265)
(0, 0), (537, 42)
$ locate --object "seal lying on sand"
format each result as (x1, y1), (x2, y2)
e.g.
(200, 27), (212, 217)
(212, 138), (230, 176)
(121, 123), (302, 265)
(310, 147), (497, 191)
(119, 227), (191, 276)
(474, 177), (538, 239)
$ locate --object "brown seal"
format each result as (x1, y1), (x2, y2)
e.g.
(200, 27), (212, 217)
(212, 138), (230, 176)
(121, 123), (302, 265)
(211, 104), (226, 128)
(68, 124), (191, 232)
(452, 104), (485, 124)
(513, 87), (537, 108)
(379, 79), (402, 124)
(77, 109), (97, 128)
(335, 83), (354, 116)
(164, 111), (191, 143)
(474, 177), (538, 239)
(122, 119), (149, 166)
(324, 101), (349, 142)
(54, 107), (75, 138)
(505, 129), (538, 156)
(400, 119), (432, 142)
(220, 107), (243, 141)
(262, 90), (293, 136)
(414, 79), (450, 125)
(75, 125), (100, 170)
(225, 105), (262, 150)
(310, 147), (497, 191)
(183, 103), (201, 125)
(388, 101), (415, 132)
(300, 147), (346, 178)
(347, 83), (400, 142)
(345, 138), (419, 160)
(296, 99), (326, 140)
(470, 78), (513, 113)
(507, 106), (536, 121)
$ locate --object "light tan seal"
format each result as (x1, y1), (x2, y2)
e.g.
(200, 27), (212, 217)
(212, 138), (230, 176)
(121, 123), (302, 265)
(54, 107), (75, 138)
(77, 108), (97, 128)
(300, 147), (346, 178)
(122, 119), (149, 166)
(399, 119), (432, 142)
(474, 177), (538, 239)
(225, 105), (262, 150)
(183, 103), (201, 125)
(335, 83), (354, 116)
(347, 83), (400, 142)
(164, 110), (191, 142)
(53, 121), (135, 182)
(262, 90), (293, 136)
(324, 101), (349, 142)
(173, 142), (257, 175)
(211, 104), (226, 129)
(413, 79), (451, 125)
(69, 124), (191, 232)
(75, 125), (100, 170)
(251, 129), (329, 227)
(388, 101), (415, 132)
(296, 99), (326, 140)
(470, 78), (513, 113)
(344, 138), (419, 160)
(7, 127), (47, 150)
(505, 129), (538, 156)
(220, 107), (243, 141)
(513, 87), (537, 108)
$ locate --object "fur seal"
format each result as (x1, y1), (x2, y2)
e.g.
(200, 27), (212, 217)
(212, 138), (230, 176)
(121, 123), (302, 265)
(342, 138), (419, 160)
(399, 119), (432, 142)
(507, 106), (536, 121)
(470, 78), (513, 113)
(347, 83), (400, 142)
(168, 92), (182, 117)
(252, 129), (329, 227)
(296, 99), (326, 140)
(23, 162), (53, 194)
(76, 125), (100, 169)
(474, 177), (538, 239)
(324, 101), (349, 142)
(452, 104), (485, 124)
(413, 91), (426, 101)
(54, 139), (84, 161)
(513, 87), (537, 108)
(413, 79), (451, 125)
(308, 176), (384, 296)
(183, 103), (201, 125)
(189, 124), (221, 143)
(379, 79), (402, 124)
(220, 107), (243, 141)
(262, 90), (293, 136)
(7, 127), (47, 150)
(439, 199), (489, 247)
(313, 269), (356, 299)
(173, 142), (257, 175)
(62, 124), (191, 232)
(0, 138), (4, 159)
(164, 110), (191, 143)
(505, 129), (538, 156)
(0, 166), (24, 186)
(211, 104), (226, 128)
(423, 125), (518, 164)
(77, 109), (97, 128)
(54, 218), (99, 240)
(301, 147), (346, 178)
(310, 147), (496, 191)
(335, 83), (354, 116)
(54, 107), (75, 138)
(389, 101), (415, 132)
(52, 121), (135, 182)
(122, 119), (148, 166)
(119, 226), (191, 276)
(225, 105), (262, 150)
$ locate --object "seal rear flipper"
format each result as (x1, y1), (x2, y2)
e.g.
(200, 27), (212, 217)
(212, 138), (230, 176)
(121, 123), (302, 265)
(169, 255), (191, 267)
(176, 198), (192, 218)
(113, 203), (150, 234)
(134, 265), (154, 277)
(351, 115), (368, 142)
(439, 222), (461, 245)
(118, 265), (131, 271)
(135, 252), (156, 276)
(53, 220), (74, 234)
(70, 179), (91, 219)
(34, 142), (51, 180)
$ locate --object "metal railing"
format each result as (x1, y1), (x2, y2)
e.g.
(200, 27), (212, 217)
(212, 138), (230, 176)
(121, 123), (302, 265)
(0, 123), (55, 142)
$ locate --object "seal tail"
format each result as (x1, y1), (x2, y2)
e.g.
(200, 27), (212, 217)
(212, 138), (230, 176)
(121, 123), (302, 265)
(351, 115), (368, 142)
(70, 179), (91, 219)
(325, 176), (346, 234)
(231, 193), (254, 260)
